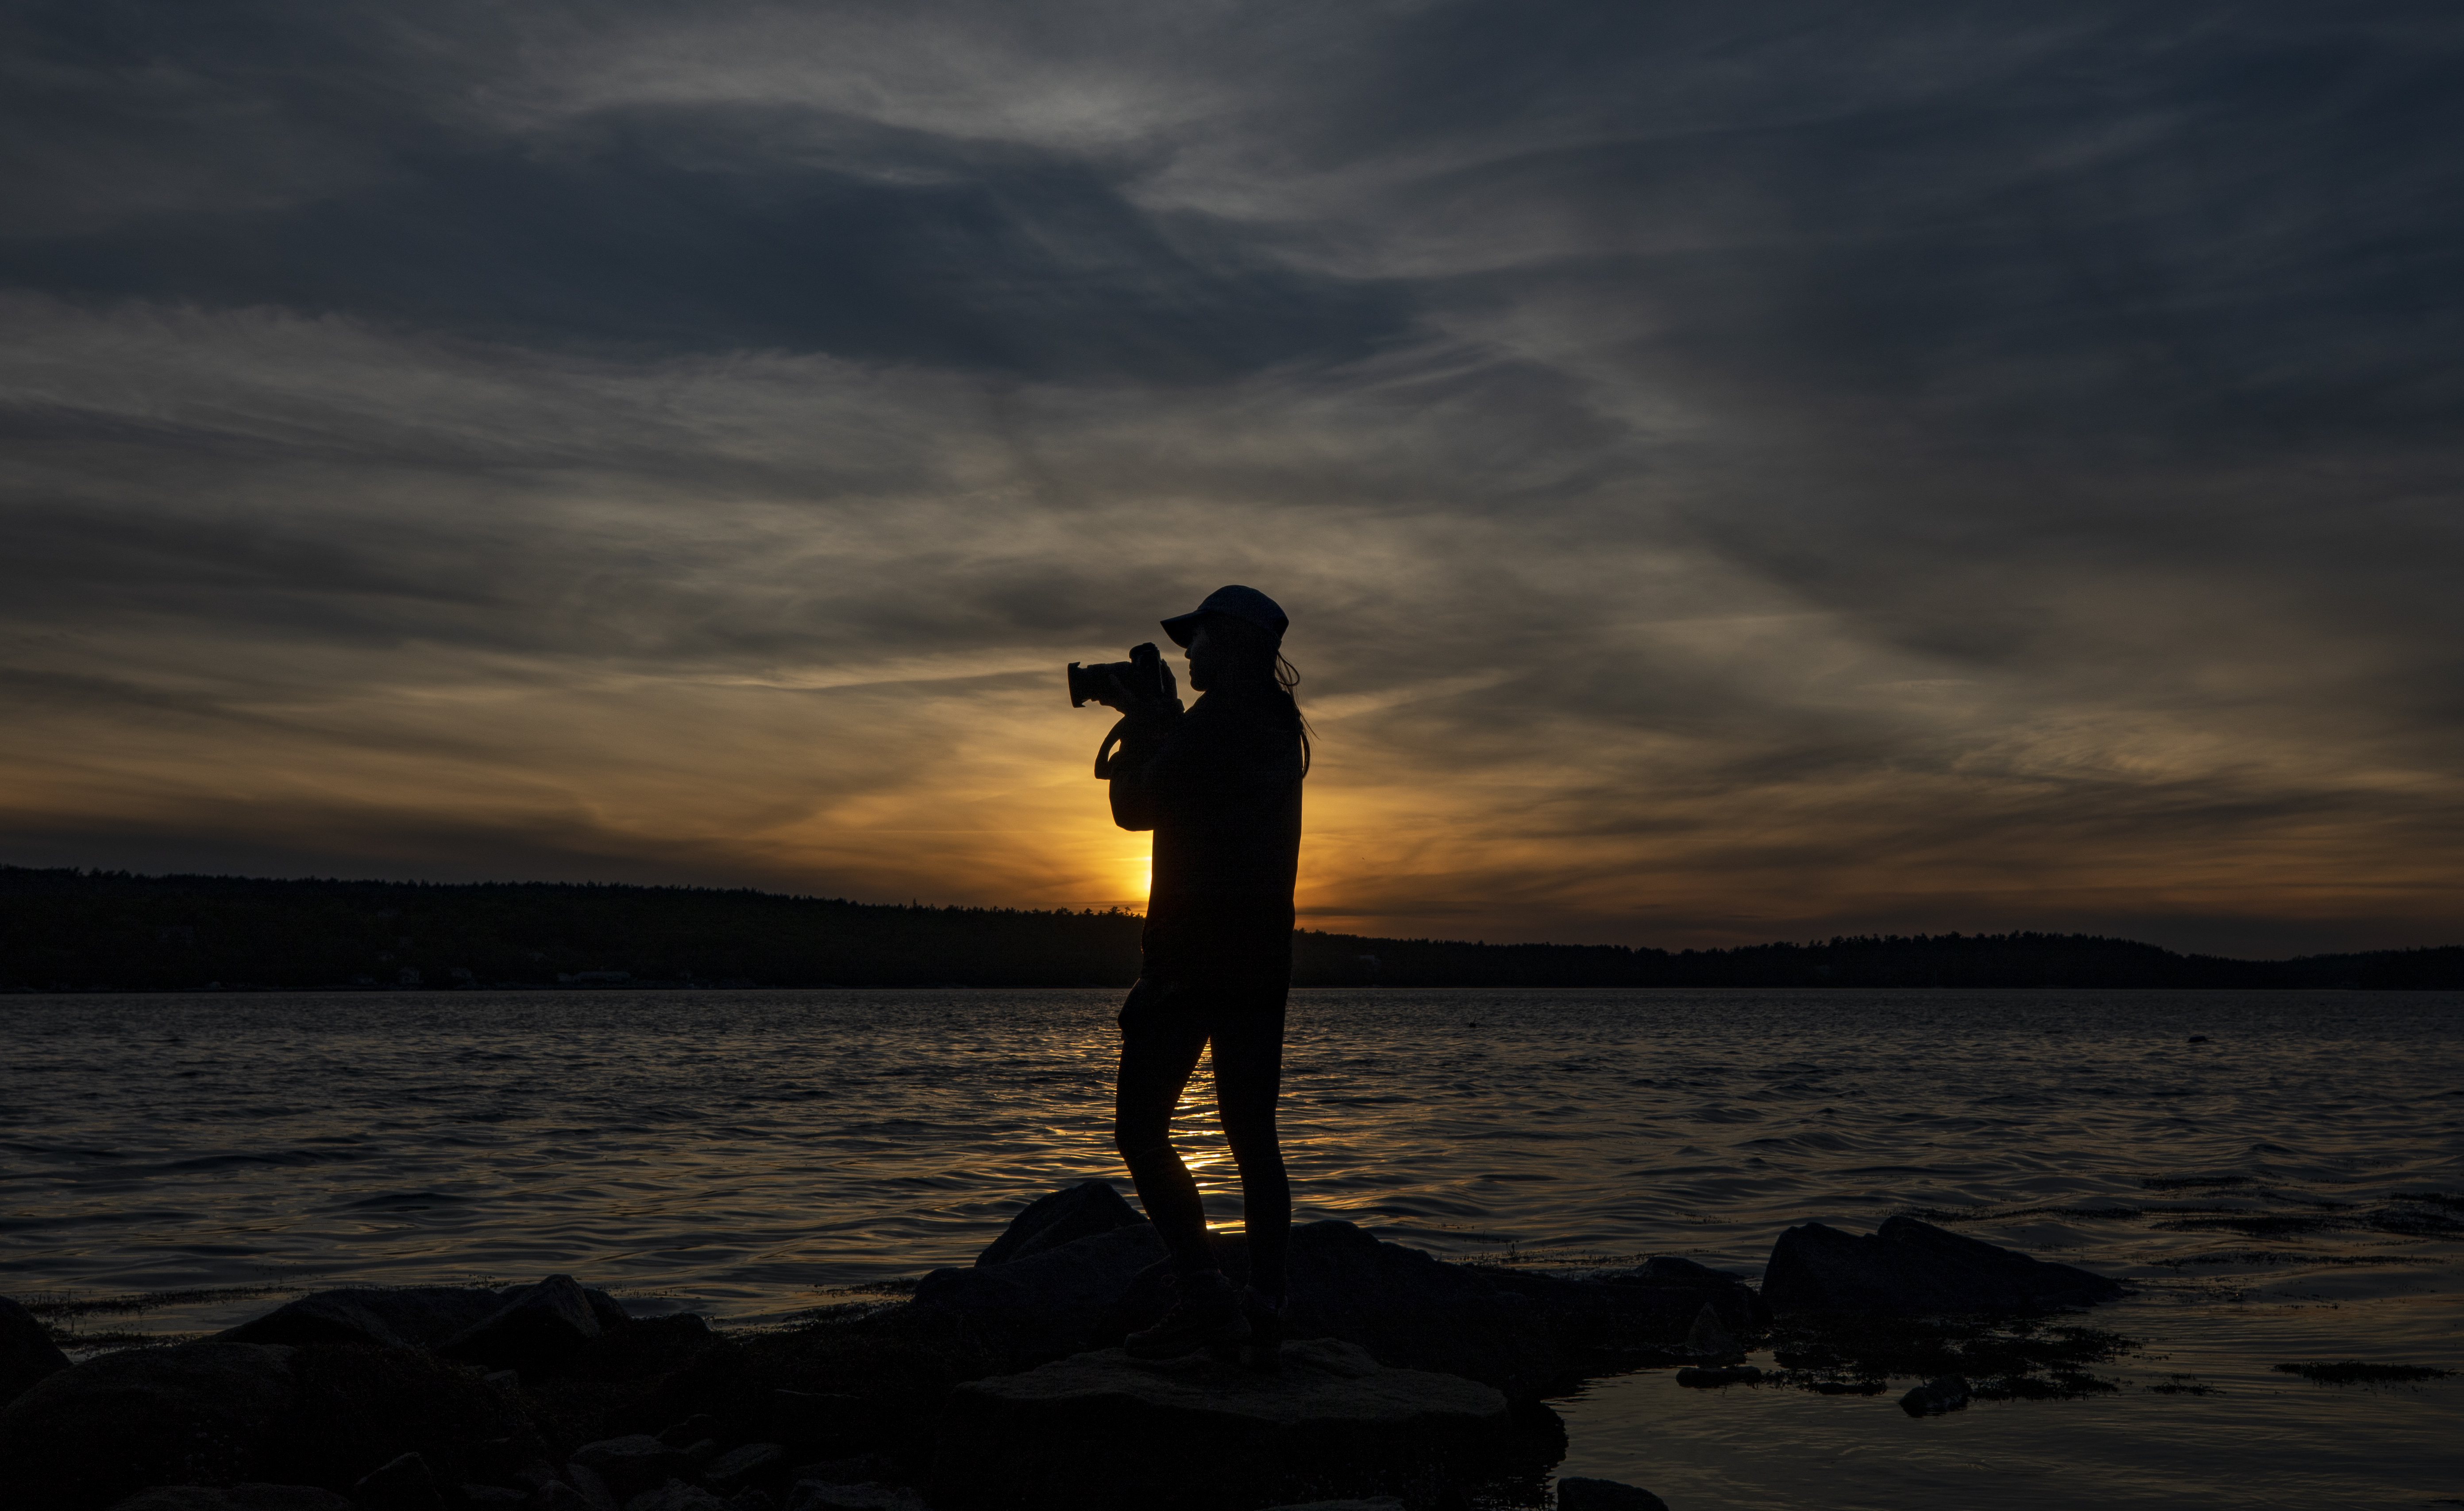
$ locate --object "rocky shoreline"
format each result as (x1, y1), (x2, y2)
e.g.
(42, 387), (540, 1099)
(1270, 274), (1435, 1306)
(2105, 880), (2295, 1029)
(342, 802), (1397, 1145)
(0, 1187), (2127, 1511)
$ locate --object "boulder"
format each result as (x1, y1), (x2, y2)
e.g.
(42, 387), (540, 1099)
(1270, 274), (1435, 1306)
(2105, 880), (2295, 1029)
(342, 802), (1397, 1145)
(1761, 1216), (2123, 1315)
(1682, 1302), (1744, 1363)
(465, 1431), (563, 1493)
(592, 1313), (717, 1380)
(582, 1287), (636, 1333)
(785, 1487), (924, 1511)
(351, 1452), (443, 1511)
(0, 1335), (546, 1509)
(926, 1203), (1760, 1398)
(912, 1224), (1170, 1356)
(931, 1336), (1510, 1511)
(571, 1437), (693, 1504)
(786, 1457), (897, 1490)
(765, 1392), (874, 1454)
(106, 1488), (351, 1511)
(0, 1342), (302, 1508)
(1554, 1479), (1670, 1511)
(443, 1275), (602, 1372)
(657, 1415), (720, 1448)
(1900, 1374), (1972, 1416)
(701, 1443), (787, 1491)
(0, 1294), (71, 1405)
(217, 1288), (506, 1351)
(1145, 1222), (1757, 1397)
(280, 1345), (536, 1488)
(975, 1181), (1149, 1266)
(563, 1463), (623, 1511)
(625, 1483), (733, 1511)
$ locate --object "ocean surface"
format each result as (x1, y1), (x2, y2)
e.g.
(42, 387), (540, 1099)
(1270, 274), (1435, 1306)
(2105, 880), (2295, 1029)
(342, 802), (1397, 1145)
(3, 987), (2459, 1509)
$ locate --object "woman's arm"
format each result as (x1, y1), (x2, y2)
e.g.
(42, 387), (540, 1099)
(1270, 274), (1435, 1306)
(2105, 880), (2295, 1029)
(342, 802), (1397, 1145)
(1104, 667), (1185, 831)
(1108, 713), (1176, 830)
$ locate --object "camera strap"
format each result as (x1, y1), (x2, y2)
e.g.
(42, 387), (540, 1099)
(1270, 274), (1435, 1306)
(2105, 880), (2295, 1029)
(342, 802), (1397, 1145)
(1094, 717), (1130, 779)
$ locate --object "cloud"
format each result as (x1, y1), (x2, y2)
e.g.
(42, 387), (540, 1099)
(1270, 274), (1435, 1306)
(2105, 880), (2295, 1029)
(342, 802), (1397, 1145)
(2, 0), (2459, 955)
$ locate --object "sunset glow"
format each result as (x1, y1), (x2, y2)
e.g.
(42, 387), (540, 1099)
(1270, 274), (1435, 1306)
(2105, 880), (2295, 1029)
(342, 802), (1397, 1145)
(1, 10), (2455, 958)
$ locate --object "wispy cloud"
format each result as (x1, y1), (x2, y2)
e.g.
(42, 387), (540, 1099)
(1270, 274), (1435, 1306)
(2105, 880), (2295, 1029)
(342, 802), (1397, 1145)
(3, 1), (2458, 954)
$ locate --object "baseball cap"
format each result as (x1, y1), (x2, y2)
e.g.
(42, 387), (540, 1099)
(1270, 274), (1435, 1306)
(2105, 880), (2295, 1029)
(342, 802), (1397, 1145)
(1160, 585), (1288, 647)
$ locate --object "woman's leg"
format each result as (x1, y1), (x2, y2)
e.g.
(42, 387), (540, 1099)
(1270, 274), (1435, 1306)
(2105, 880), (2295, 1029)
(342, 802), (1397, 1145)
(1209, 987), (1291, 1298)
(1113, 979), (1218, 1276)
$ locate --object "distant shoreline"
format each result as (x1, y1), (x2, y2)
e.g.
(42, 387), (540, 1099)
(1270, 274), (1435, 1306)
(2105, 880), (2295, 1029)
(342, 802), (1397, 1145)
(4, 865), (2460, 992)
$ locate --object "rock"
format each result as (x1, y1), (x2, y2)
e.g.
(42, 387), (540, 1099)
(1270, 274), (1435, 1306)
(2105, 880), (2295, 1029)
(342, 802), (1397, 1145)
(1592, 1258), (1771, 1328)
(0, 1294), (71, 1406)
(571, 1438), (693, 1504)
(281, 1345), (536, 1489)
(218, 1288), (506, 1351)
(914, 1223), (1170, 1355)
(0, 1341), (301, 1508)
(657, 1415), (720, 1448)
(1761, 1216), (2124, 1314)
(467, 1434), (562, 1493)
(460, 1489), (528, 1507)
(442, 1275), (602, 1372)
(227, 1489), (354, 1511)
(1261, 1502), (1407, 1511)
(975, 1181), (1149, 1265)
(582, 1288), (636, 1334)
(928, 1188), (1766, 1399)
(0, 1338), (528, 1509)
(727, 1492), (776, 1511)
(625, 1483), (734, 1511)
(595, 1314), (716, 1381)
(767, 1391), (871, 1452)
(785, 1457), (896, 1490)
(562, 1464), (623, 1511)
(700, 1444), (787, 1491)
(1555, 1478), (1670, 1511)
(106, 1488), (352, 1511)
(353, 1451), (443, 1511)
(1674, 1365), (1761, 1387)
(932, 1336), (1510, 1511)
(1683, 1302), (1744, 1363)
(1900, 1374), (1972, 1416)
(785, 1487), (925, 1511)
(1629, 1257), (1748, 1286)
(1180, 1222), (1760, 1396)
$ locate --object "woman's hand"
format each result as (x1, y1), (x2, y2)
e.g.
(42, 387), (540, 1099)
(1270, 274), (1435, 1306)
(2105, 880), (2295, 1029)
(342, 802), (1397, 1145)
(1103, 663), (1181, 723)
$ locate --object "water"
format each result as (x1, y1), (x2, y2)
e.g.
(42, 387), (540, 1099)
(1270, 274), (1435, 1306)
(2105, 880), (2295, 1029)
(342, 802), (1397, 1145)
(4, 987), (2460, 1508)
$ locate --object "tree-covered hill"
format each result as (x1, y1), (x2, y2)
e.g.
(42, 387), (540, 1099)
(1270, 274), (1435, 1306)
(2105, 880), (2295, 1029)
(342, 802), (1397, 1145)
(1, 866), (2456, 991)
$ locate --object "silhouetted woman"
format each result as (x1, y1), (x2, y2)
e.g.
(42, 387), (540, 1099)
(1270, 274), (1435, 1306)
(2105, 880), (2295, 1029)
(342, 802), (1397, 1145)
(1097, 585), (1307, 1363)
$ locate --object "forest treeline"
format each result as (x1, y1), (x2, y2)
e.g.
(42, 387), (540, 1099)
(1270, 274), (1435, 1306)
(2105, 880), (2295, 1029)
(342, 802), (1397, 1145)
(2, 866), (2458, 991)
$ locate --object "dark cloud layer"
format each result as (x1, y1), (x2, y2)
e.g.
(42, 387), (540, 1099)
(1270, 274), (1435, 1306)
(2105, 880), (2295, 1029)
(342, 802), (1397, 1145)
(4, 1), (2459, 953)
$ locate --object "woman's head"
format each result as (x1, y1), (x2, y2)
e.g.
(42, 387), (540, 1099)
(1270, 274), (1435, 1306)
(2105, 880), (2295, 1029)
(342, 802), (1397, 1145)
(1185, 614), (1283, 693)
(1185, 613), (1312, 771)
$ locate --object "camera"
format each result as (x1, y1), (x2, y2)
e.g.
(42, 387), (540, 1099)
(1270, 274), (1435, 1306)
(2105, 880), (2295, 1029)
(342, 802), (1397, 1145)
(1068, 641), (1175, 708)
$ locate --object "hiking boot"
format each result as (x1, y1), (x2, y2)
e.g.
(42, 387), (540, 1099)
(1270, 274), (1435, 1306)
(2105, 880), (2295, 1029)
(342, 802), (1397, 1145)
(1238, 1285), (1288, 1370)
(1125, 1270), (1248, 1361)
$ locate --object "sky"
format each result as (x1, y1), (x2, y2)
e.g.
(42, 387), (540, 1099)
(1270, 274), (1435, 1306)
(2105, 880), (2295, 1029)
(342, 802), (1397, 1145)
(3, 1), (2460, 956)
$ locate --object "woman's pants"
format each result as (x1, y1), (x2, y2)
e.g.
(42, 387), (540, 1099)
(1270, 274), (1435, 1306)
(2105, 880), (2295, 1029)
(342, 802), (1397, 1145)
(1112, 976), (1291, 1296)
